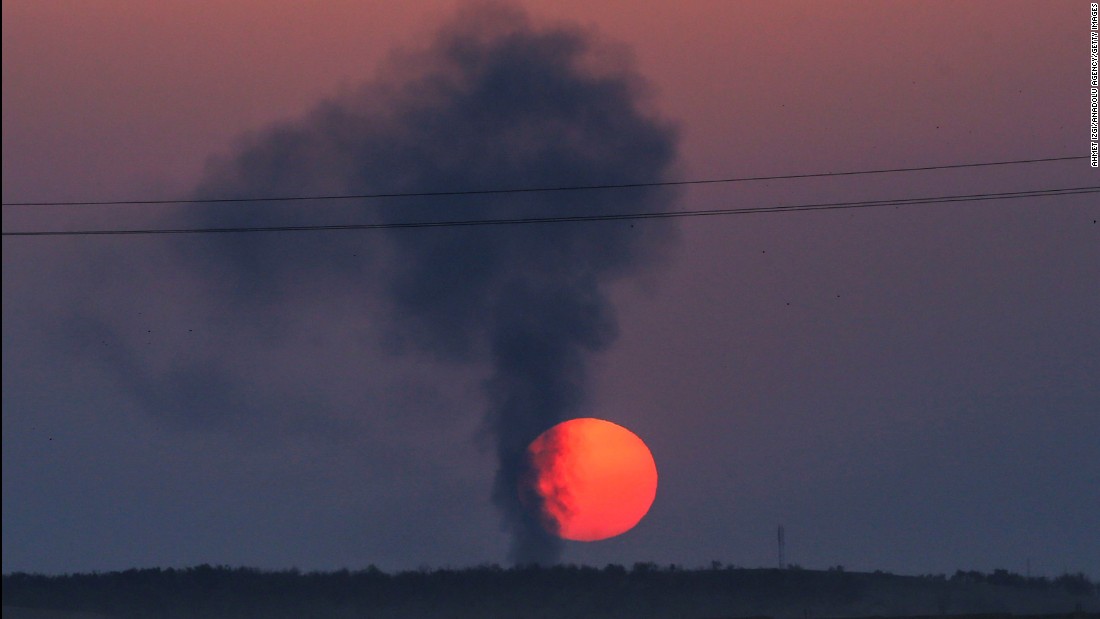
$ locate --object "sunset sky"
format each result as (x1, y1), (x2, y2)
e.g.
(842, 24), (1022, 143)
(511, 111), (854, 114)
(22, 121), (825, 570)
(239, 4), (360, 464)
(3, 1), (1098, 577)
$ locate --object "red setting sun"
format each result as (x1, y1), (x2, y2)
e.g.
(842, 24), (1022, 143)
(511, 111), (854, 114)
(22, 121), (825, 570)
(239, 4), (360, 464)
(526, 418), (658, 542)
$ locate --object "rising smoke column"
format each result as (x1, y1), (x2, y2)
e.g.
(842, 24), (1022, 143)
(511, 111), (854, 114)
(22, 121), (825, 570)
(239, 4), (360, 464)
(189, 3), (679, 564)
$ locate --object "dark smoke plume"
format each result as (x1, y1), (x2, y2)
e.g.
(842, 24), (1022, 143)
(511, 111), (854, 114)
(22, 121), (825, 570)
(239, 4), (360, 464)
(187, 2), (678, 563)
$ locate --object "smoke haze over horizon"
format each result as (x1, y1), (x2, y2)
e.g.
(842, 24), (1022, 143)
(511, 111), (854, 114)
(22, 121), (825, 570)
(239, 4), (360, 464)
(3, 0), (1098, 577)
(3, 3), (680, 566)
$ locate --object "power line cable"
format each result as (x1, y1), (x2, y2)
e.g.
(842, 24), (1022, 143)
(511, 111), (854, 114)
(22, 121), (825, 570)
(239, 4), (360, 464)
(4, 185), (1095, 237)
(0, 155), (1086, 208)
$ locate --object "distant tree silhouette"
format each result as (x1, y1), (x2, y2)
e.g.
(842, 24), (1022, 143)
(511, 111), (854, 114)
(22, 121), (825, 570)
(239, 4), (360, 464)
(3, 565), (1096, 619)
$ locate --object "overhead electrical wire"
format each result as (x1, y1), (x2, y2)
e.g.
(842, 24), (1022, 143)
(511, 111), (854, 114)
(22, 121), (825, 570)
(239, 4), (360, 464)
(4, 185), (1095, 237)
(0, 155), (1086, 208)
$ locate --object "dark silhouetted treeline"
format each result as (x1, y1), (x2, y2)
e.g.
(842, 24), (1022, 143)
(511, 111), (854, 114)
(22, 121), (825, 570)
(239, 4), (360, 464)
(3, 564), (1097, 619)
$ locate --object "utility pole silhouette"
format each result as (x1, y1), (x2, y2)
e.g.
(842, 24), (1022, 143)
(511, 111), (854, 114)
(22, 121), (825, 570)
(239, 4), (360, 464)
(778, 525), (786, 569)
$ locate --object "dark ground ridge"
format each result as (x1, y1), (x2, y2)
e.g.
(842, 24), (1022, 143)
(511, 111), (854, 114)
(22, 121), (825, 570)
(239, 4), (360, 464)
(4, 565), (1097, 619)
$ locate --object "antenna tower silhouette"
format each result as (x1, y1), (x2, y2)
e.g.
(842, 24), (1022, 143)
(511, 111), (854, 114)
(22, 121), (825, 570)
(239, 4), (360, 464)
(778, 525), (786, 569)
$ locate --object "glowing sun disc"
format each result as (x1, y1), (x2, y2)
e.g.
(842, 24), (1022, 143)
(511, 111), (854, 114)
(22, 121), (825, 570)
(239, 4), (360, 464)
(526, 417), (658, 542)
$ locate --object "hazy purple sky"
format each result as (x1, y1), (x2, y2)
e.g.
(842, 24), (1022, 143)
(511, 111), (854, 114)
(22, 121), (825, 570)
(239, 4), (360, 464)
(3, 1), (1098, 576)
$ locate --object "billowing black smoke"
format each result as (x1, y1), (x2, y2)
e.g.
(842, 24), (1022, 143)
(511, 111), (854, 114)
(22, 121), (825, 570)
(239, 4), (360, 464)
(188, 3), (678, 564)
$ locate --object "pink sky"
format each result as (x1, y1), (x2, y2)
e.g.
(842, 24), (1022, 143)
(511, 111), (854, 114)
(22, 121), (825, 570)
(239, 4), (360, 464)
(3, 1), (1080, 203)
